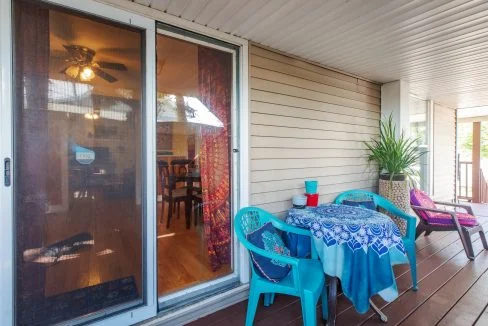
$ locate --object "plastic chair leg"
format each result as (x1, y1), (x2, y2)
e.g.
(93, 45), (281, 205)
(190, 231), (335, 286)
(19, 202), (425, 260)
(479, 228), (488, 250)
(263, 293), (276, 307)
(321, 285), (328, 320)
(301, 294), (317, 326)
(406, 244), (418, 290)
(460, 228), (475, 260)
(245, 287), (261, 326)
(268, 293), (276, 305)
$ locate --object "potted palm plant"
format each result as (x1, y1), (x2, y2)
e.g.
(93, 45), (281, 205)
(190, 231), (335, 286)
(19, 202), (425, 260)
(364, 114), (427, 234)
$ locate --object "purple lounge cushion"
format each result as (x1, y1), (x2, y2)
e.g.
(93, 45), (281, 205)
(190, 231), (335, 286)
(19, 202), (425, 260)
(410, 188), (478, 226)
(426, 211), (478, 226)
(410, 188), (436, 221)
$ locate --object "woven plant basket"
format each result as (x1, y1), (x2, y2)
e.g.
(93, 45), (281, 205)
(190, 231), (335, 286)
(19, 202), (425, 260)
(378, 175), (409, 236)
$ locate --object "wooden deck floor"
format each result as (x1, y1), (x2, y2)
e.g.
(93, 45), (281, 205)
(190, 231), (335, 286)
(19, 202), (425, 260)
(187, 204), (488, 326)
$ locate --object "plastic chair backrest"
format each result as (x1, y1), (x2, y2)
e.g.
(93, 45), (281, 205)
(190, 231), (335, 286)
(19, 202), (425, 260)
(334, 189), (417, 240)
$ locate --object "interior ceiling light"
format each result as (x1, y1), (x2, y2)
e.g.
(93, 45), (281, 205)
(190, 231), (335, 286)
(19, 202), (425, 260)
(64, 65), (80, 79)
(79, 66), (95, 82)
(60, 44), (127, 83)
(84, 107), (100, 120)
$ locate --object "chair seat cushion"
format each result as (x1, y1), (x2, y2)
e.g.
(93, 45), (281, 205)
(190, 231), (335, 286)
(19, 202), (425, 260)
(410, 188), (478, 226)
(342, 199), (376, 211)
(410, 188), (437, 221)
(426, 211), (478, 226)
(246, 222), (291, 282)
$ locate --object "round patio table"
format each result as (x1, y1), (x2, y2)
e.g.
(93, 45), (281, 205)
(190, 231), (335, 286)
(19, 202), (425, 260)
(286, 204), (409, 325)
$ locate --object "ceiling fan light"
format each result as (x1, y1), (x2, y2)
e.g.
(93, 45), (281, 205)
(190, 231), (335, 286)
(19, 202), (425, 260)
(65, 65), (80, 79)
(84, 112), (99, 120)
(80, 66), (95, 81)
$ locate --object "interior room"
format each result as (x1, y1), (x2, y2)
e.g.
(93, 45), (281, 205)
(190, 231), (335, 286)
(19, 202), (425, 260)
(15, 2), (144, 324)
(156, 34), (232, 296)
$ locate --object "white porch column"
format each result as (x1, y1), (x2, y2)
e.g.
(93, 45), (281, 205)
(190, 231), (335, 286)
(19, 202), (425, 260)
(380, 80), (410, 135)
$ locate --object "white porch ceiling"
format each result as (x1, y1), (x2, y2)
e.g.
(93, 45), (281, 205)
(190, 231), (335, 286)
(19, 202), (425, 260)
(132, 0), (488, 109)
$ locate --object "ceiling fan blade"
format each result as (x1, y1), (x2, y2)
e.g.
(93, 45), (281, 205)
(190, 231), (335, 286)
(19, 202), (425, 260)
(95, 61), (128, 71)
(93, 67), (117, 83)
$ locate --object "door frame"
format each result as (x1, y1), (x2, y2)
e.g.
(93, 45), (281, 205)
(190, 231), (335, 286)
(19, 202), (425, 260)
(0, 0), (250, 324)
(0, 0), (14, 325)
(0, 0), (158, 325)
(155, 25), (243, 310)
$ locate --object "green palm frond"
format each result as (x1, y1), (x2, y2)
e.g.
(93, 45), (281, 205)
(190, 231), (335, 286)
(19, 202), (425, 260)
(364, 114), (428, 185)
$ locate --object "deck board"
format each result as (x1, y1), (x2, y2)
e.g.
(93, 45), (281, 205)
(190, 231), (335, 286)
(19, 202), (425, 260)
(437, 268), (488, 326)
(187, 215), (488, 326)
(474, 304), (488, 325)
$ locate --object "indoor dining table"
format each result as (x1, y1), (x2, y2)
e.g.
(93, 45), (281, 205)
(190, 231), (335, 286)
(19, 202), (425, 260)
(286, 204), (409, 326)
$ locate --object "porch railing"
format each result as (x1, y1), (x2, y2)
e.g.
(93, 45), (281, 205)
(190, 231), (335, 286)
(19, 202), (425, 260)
(480, 169), (488, 203)
(457, 157), (472, 201)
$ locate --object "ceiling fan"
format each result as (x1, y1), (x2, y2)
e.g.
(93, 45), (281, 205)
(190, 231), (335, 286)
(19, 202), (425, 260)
(60, 44), (127, 83)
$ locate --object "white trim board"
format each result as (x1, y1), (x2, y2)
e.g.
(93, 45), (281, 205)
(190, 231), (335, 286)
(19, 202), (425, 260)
(0, 0), (14, 325)
(143, 285), (249, 326)
(96, 0), (248, 47)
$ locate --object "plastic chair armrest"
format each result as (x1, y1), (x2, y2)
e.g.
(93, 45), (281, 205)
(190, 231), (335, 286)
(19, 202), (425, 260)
(272, 220), (312, 237)
(411, 205), (452, 215)
(377, 202), (417, 240)
(434, 201), (474, 214)
(411, 205), (463, 228)
(271, 220), (320, 259)
(404, 214), (417, 241)
(242, 238), (300, 267)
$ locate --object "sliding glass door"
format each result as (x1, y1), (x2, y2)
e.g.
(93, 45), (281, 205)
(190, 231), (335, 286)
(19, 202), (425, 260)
(156, 28), (239, 306)
(4, 0), (243, 323)
(12, 1), (156, 324)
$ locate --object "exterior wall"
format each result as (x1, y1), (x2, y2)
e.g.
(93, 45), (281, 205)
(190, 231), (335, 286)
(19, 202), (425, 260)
(249, 44), (381, 217)
(433, 102), (456, 201)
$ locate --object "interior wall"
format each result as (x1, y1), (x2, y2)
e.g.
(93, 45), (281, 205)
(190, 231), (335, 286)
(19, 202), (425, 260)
(249, 44), (381, 217)
(433, 102), (457, 201)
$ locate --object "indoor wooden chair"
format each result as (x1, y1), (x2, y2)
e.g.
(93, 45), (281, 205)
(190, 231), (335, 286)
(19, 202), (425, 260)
(158, 160), (188, 228)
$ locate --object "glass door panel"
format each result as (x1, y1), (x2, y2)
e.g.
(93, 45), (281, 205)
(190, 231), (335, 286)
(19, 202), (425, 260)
(156, 34), (234, 296)
(14, 1), (144, 324)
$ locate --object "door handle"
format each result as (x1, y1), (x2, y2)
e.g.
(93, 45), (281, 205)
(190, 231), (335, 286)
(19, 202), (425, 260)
(4, 158), (11, 187)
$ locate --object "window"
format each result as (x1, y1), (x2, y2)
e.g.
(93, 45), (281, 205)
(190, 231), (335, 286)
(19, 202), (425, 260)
(409, 96), (431, 192)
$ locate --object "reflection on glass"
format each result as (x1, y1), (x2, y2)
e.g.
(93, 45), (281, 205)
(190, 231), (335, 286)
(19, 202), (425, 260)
(157, 94), (224, 127)
(156, 35), (233, 296)
(14, 1), (144, 324)
(409, 96), (430, 192)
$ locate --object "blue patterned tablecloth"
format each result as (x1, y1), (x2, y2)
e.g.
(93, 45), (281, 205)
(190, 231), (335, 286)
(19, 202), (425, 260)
(286, 204), (408, 314)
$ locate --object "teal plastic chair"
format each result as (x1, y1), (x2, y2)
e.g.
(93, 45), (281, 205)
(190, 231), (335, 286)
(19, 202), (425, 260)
(334, 190), (418, 291)
(235, 207), (327, 326)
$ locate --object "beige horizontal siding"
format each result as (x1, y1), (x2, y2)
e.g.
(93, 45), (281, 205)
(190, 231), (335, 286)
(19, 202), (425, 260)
(252, 90), (378, 119)
(249, 44), (381, 216)
(433, 103), (456, 201)
(250, 46), (381, 91)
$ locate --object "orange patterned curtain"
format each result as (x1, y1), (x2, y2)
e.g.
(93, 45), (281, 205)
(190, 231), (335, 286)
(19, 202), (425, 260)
(198, 46), (232, 271)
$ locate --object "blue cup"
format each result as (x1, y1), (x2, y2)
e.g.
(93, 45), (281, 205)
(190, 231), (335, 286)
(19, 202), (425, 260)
(305, 180), (318, 194)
